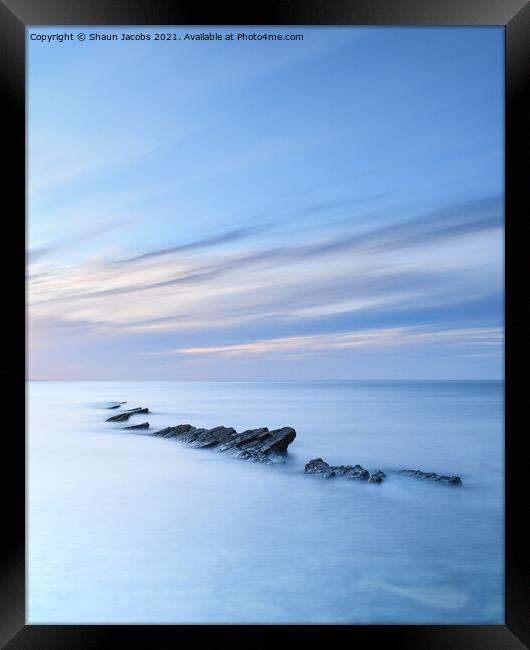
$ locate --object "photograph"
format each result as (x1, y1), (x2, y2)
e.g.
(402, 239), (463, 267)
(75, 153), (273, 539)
(27, 24), (504, 625)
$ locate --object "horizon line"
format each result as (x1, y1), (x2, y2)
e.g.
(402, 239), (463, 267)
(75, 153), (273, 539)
(27, 377), (504, 382)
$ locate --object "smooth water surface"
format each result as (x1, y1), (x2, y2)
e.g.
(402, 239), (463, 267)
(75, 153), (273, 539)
(28, 380), (503, 623)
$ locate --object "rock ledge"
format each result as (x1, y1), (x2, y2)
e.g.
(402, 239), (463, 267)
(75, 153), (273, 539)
(152, 424), (296, 462)
(304, 458), (386, 483)
(399, 469), (462, 486)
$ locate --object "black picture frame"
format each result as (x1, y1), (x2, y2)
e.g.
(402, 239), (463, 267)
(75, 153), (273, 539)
(3, 0), (527, 647)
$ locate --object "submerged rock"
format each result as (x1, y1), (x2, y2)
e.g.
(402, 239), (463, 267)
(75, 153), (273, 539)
(399, 469), (462, 486)
(106, 401), (127, 409)
(152, 423), (296, 462)
(106, 407), (149, 422)
(305, 458), (385, 483)
(123, 422), (150, 430)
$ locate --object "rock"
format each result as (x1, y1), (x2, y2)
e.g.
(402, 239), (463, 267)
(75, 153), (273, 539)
(216, 428), (269, 453)
(304, 458), (335, 478)
(151, 423), (296, 462)
(106, 401), (127, 409)
(334, 464), (370, 480)
(305, 458), (382, 482)
(238, 427), (296, 458)
(106, 407), (149, 422)
(123, 422), (150, 430)
(399, 469), (462, 486)
(106, 413), (129, 422)
(191, 426), (237, 449)
(158, 424), (208, 444)
(152, 424), (195, 439)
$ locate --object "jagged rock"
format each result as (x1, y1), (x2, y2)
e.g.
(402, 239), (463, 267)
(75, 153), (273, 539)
(152, 424), (196, 439)
(399, 469), (462, 486)
(191, 426), (237, 448)
(106, 413), (129, 422)
(217, 428), (269, 453)
(157, 424), (207, 444)
(238, 427), (296, 458)
(152, 423), (296, 462)
(334, 464), (370, 480)
(106, 407), (149, 422)
(305, 458), (382, 482)
(304, 458), (335, 478)
(123, 422), (150, 430)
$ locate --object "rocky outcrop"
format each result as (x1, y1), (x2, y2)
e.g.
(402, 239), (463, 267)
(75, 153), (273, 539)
(304, 458), (385, 483)
(152, 424), (296, 462)
(106, 407), (149, 422)
(304, 460), (461, 486)
(101, 400), (462, 489)
(399, 469), (462, 485)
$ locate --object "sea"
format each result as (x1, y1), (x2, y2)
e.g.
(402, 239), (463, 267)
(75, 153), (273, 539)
(27, 380), (504, 624)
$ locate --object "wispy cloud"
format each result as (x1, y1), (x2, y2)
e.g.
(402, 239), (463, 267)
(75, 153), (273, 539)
(168, 326), (503, 357)
(116, 225), (270, 264)
(305, 196), (503, 257)
(27, 27), (504, 379)
(28, 193), (502, 329)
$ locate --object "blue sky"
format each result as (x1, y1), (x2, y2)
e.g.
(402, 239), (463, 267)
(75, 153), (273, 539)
(27, 26), (504, 380)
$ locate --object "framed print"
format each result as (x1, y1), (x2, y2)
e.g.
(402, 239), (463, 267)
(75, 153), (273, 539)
(2, 0), (528, 646)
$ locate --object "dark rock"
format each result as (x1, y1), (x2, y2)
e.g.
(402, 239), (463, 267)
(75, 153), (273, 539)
(153, 424), (195, 439)
(123, 422), (150, 430)
(151, 423), (296, 462)
(236, 427), (296, 458)
(334, 464), (370, 480)
(153, 424), (204, 443)
(304, 458), (335, 478)
(191, 426), (237, 449)
(216, 428), (269, 452)
(170, 425), (207, 444)
(106, 401), (127, 409)
(106, 407), (149, 422)
(399, 469), (462, 486)
(305, 458), (381, 482)
(106, 413), (130, 422)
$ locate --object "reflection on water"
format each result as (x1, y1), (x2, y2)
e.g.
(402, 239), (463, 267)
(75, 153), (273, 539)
(28, 380), (503, 623)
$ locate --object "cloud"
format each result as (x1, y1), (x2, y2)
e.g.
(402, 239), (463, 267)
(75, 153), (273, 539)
(29, 195), (503, 308)
(27, 191), (503, 382)
(169, 326), (503, 358)
(307, 195), (503, 257)
(117, 225), (270, 264)
(28, 219), (129, 264)
(296, 194), (388, 217)
(27, 246), (55, 264)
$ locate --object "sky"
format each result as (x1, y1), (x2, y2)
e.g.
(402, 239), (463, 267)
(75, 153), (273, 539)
(27, 26), (504, 380)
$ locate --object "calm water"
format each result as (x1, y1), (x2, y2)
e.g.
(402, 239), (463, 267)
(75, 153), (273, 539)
(27, 380), (504, 624)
